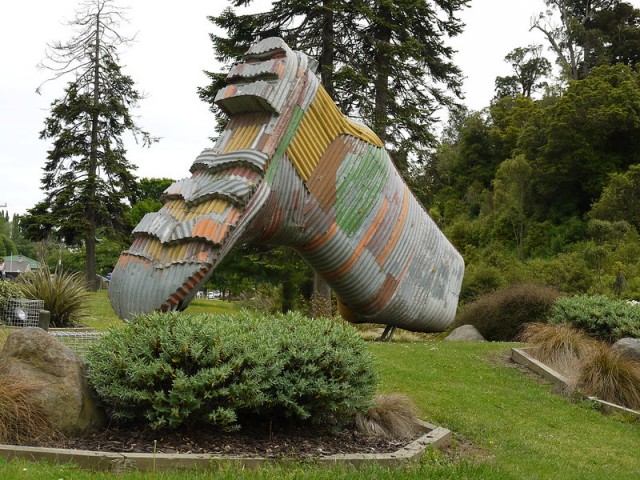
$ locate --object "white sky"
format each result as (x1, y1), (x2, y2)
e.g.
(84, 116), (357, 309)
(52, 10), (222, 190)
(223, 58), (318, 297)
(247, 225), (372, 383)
(2, 0), (631, 217)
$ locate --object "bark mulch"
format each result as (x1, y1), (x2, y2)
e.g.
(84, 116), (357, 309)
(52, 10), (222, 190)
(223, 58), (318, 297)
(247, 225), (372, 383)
(33, 422), (419, 459)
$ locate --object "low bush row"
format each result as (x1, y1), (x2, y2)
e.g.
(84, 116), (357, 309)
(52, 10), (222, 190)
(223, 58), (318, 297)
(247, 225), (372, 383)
(454, 284), (640, 342)
(453, 284), (562, 341)
(548, 295), (640, 341)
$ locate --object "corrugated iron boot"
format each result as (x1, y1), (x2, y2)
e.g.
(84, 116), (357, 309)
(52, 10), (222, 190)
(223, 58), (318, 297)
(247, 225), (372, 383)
(109, 37), (464, 332)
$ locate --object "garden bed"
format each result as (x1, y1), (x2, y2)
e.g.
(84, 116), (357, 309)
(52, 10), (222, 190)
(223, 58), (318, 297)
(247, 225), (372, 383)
(0, 420), (450, 472)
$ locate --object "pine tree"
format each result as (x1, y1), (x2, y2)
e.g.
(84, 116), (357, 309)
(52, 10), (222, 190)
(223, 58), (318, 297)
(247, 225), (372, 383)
(29, 0), (156, 290)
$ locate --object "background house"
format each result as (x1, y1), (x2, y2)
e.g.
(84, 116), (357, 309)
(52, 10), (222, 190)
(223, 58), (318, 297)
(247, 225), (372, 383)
(1, 255), (43, 279)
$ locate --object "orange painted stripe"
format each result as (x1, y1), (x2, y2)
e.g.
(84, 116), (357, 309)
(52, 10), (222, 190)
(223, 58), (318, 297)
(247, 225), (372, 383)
(224, 207), (242, 224)
(299, 222), (338, 253)
(323, 252), (359, 280)
(324, 201), (389, 279)
(376, 186), (409, 265)
(191, 218), (228, 244)
(358, 198), (389, 255)
(353, 273), (398, 314)
(163, 265), (210, 311)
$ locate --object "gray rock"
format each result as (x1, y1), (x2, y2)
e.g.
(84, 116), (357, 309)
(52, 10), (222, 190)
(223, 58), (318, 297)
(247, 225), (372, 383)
(612, 337), (640, 362)
(445, 324), (486, 342)
(0, 327), (105, 436)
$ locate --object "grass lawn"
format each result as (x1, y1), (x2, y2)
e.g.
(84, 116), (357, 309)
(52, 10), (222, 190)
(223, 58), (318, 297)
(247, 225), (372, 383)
(2, 296), (639, 478)
(83, 290), (240, 330)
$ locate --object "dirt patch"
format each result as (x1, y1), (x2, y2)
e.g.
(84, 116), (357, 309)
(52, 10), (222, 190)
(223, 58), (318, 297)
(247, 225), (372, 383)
(28, 422), (419, 458)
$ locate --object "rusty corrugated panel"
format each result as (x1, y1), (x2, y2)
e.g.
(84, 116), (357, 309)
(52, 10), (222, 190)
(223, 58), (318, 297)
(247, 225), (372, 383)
(111, 37), (464, 333)
(216, 39), (300, 116)
(298, 73), (318, 110)
(246, 157), (306, 246)
(306, 136), (354, 212)
(287, 88), (383, 182)
(191, 149), (269, 174)
(226, 58), (285, 84)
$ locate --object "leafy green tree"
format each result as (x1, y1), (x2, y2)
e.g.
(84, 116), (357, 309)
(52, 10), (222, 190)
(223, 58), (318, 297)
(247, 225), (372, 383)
(129, 177), (174, 226)
(48, 235), (127, 279)
(205, 245), (313, 312)
(137, 177), (174, 201)
(492, 155), (533, 260)
(522, 64), (640, 220)
(488, 95), (543, 168)
(31, 0), (156, 290)
(532, 1), (640, 80)
(8, 212), (50, 265)
(494, 45), (552, 98)
(589, 1), (640, 69)
(590, 164), (640, 231)
(426, 96), (541, 224)
(583, 218), (632, 292)
(349, 0), (467, 170)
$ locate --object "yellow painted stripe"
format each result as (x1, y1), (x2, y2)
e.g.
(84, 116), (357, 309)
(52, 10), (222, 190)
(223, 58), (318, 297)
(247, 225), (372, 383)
(287, 87), (383, 181)
(161, 198), (229, 223)
(223, 123), (261, 153)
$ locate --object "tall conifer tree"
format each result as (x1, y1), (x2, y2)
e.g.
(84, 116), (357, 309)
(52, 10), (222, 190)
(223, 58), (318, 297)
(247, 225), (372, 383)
(28, 0), (155, 290)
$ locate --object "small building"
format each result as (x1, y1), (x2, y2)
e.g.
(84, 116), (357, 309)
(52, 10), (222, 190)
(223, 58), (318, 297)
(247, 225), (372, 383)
(1, 255), (43, 279)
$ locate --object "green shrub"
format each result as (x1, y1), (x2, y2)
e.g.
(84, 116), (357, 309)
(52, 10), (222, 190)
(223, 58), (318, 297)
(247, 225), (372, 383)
(86, 311), (378, 431)
(459, 263), (507, 304)
(548, 295), (640, 342)
(0, 282), (23, 319)
(453, 284), (563, 341)
(522, 254), (593, 294)
(16, 269), (90, 328)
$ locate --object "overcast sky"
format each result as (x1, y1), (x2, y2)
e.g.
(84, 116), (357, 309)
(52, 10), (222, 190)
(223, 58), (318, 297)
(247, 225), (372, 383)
(2, 0), (626, 217)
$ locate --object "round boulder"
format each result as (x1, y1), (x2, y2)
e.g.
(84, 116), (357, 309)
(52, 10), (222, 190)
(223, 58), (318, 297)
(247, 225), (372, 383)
(612, 337), (640, 362)
(445, 324), (486, 342)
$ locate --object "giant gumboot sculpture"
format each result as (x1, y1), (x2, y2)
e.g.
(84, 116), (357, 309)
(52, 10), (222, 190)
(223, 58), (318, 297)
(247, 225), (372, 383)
(109, 37), (464, 332)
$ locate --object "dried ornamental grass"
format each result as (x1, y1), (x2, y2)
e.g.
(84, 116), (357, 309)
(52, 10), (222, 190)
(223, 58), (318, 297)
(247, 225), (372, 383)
(519, 323), (598, 380)
(0, 326), (10, 349)
(0, 366), (60, 444)
(355, 393), (421, 440)
(577, 343), (640, 410)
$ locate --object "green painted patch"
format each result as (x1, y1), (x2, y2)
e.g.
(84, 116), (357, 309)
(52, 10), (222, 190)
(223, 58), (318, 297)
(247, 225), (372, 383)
(265, 106), (305, 185)
(335, 145), (389, 236)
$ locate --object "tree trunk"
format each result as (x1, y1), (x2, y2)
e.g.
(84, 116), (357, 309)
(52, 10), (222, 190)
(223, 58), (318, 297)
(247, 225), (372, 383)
(320, 0), (335, 97)
(281, 271), (294, 313)
(86, 11), (101, 291)
(312, 273), (332, 318)
(373, 3), (392, 144)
